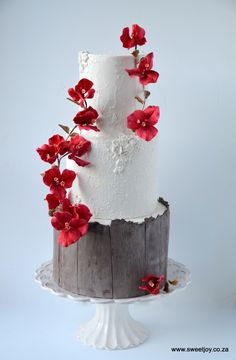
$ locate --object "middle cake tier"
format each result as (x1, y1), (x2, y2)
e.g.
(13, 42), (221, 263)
(67, 131), (159, 220)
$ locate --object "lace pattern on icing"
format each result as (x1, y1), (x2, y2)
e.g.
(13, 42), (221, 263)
(106, 134), (141, 174)
(79, 51), (90, 73)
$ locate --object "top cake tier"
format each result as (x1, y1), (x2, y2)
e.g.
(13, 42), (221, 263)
(67, 52), (159, 221)
(79, 52), (144, 136)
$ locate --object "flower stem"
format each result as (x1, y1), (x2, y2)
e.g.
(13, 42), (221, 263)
(66, 125), (77, 140)
(57, 154), (60, 168)
(67, 97), (80, 106)
(142, 85), (146, 110)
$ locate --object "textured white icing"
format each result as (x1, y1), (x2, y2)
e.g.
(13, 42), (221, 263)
(90, 201), (167, 226)
(78, 51), (89, 73)
(78, 53), (144, 136)
(109, 134), (140, 174)
(67, 53), (159, 220)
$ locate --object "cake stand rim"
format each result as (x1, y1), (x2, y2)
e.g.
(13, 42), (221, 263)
(35, 258), (191, 304)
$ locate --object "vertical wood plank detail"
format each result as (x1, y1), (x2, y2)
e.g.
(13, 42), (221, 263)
(60, 241), (78, 293)
(109, 226), (113, 298)
(110, 220), (146, 298)
(145, 207), (170, 288)
(77, 223), (113, 298)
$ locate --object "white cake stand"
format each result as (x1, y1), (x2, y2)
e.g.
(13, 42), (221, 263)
(35, 258), (191, 350)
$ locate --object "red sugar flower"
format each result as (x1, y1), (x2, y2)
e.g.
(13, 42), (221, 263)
(120, 24), (146, 49)
(42, 166), (76, 199)
(62, 198), (92, 223)
(45, 193), (60, 210)
(36, 134), (65, 164)
(36, 144), (57, 164)
(73, 106), (99, 132)
(68, 78), (95, 108)
(51, 211), (89, 247)
(126, 52), (159, 85)
(67, 134), (91, 167)
(127, 106), (160, 141)
(48, 134), (65, 149)
(139, 274), (165, 295)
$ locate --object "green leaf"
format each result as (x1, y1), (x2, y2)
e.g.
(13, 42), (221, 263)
(134, 96), (144, 104)
(144, 90), (151, 99)
(168, 279), (178, 286)
(59, 124), (70, 134)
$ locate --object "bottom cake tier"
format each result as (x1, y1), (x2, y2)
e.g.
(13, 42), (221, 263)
(53, 197), (170, 299)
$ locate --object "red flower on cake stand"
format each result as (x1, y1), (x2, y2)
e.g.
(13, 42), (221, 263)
(35, 258), (191, 350)
(139, 274), (165, 295)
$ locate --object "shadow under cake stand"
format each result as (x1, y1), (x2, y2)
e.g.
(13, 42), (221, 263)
(35, 258), (191, 350)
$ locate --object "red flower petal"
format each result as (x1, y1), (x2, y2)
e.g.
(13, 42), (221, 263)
(139, 70), (159, 85)
(48, 134), (65, 147)
(126, 68), (140, 78)
(50, 183), (66, 199)
(131, 24), (146, 46)
(127, 110), (146, 131)
(68, 154), (90, 167)
(76, 78), (94, 93)
(70, 218), (88, 236)
(58, 140), (70, 155)
(45, 194), (60, 210)
(36, 145), (57, 164)
(79, 125), (100, 132)
(68, 135), (91, 157)
(58, 228), (81, 247)
(51, 211), (72, 231)
(144, 106), (160, 125)
(86, 88), (95, 99)
(139, 52), (154, 71)
(43, 166), (60, 187)
(136, 125), (158, 141)
(139, 274), (164, 295)
(61, 169), (76, 188)
(77, 204), (92, 222)
(73, 106), (98, 126)
(120, 24), (146, 49)
(120, 27), (135, 49)
(68, 88), (80, 102)
(141, 274), (157, 282)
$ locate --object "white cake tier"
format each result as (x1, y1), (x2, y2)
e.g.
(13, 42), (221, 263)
(67, 52), (159, 220)
(78, 52), (143, 135)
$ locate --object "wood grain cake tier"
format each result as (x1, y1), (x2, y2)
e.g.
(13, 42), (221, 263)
(53, 198), (170, 299)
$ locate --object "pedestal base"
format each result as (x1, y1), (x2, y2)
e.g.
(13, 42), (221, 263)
(35, 258), (191, 350)
(77, 303), (149, 350)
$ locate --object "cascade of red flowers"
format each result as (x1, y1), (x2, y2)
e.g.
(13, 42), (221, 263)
(120, 24), (160, 141)
(37, 78), (99, 247)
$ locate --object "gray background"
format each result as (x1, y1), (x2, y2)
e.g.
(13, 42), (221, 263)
(0, 0), (235, 358)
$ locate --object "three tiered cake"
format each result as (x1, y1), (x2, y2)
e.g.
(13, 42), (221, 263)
(37, 24), (170, 299)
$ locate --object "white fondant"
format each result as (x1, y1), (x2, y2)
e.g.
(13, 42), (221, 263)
(67, 53), (159, 219)
(79, 53), (144, 135)
(90, 201), (166, 226)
